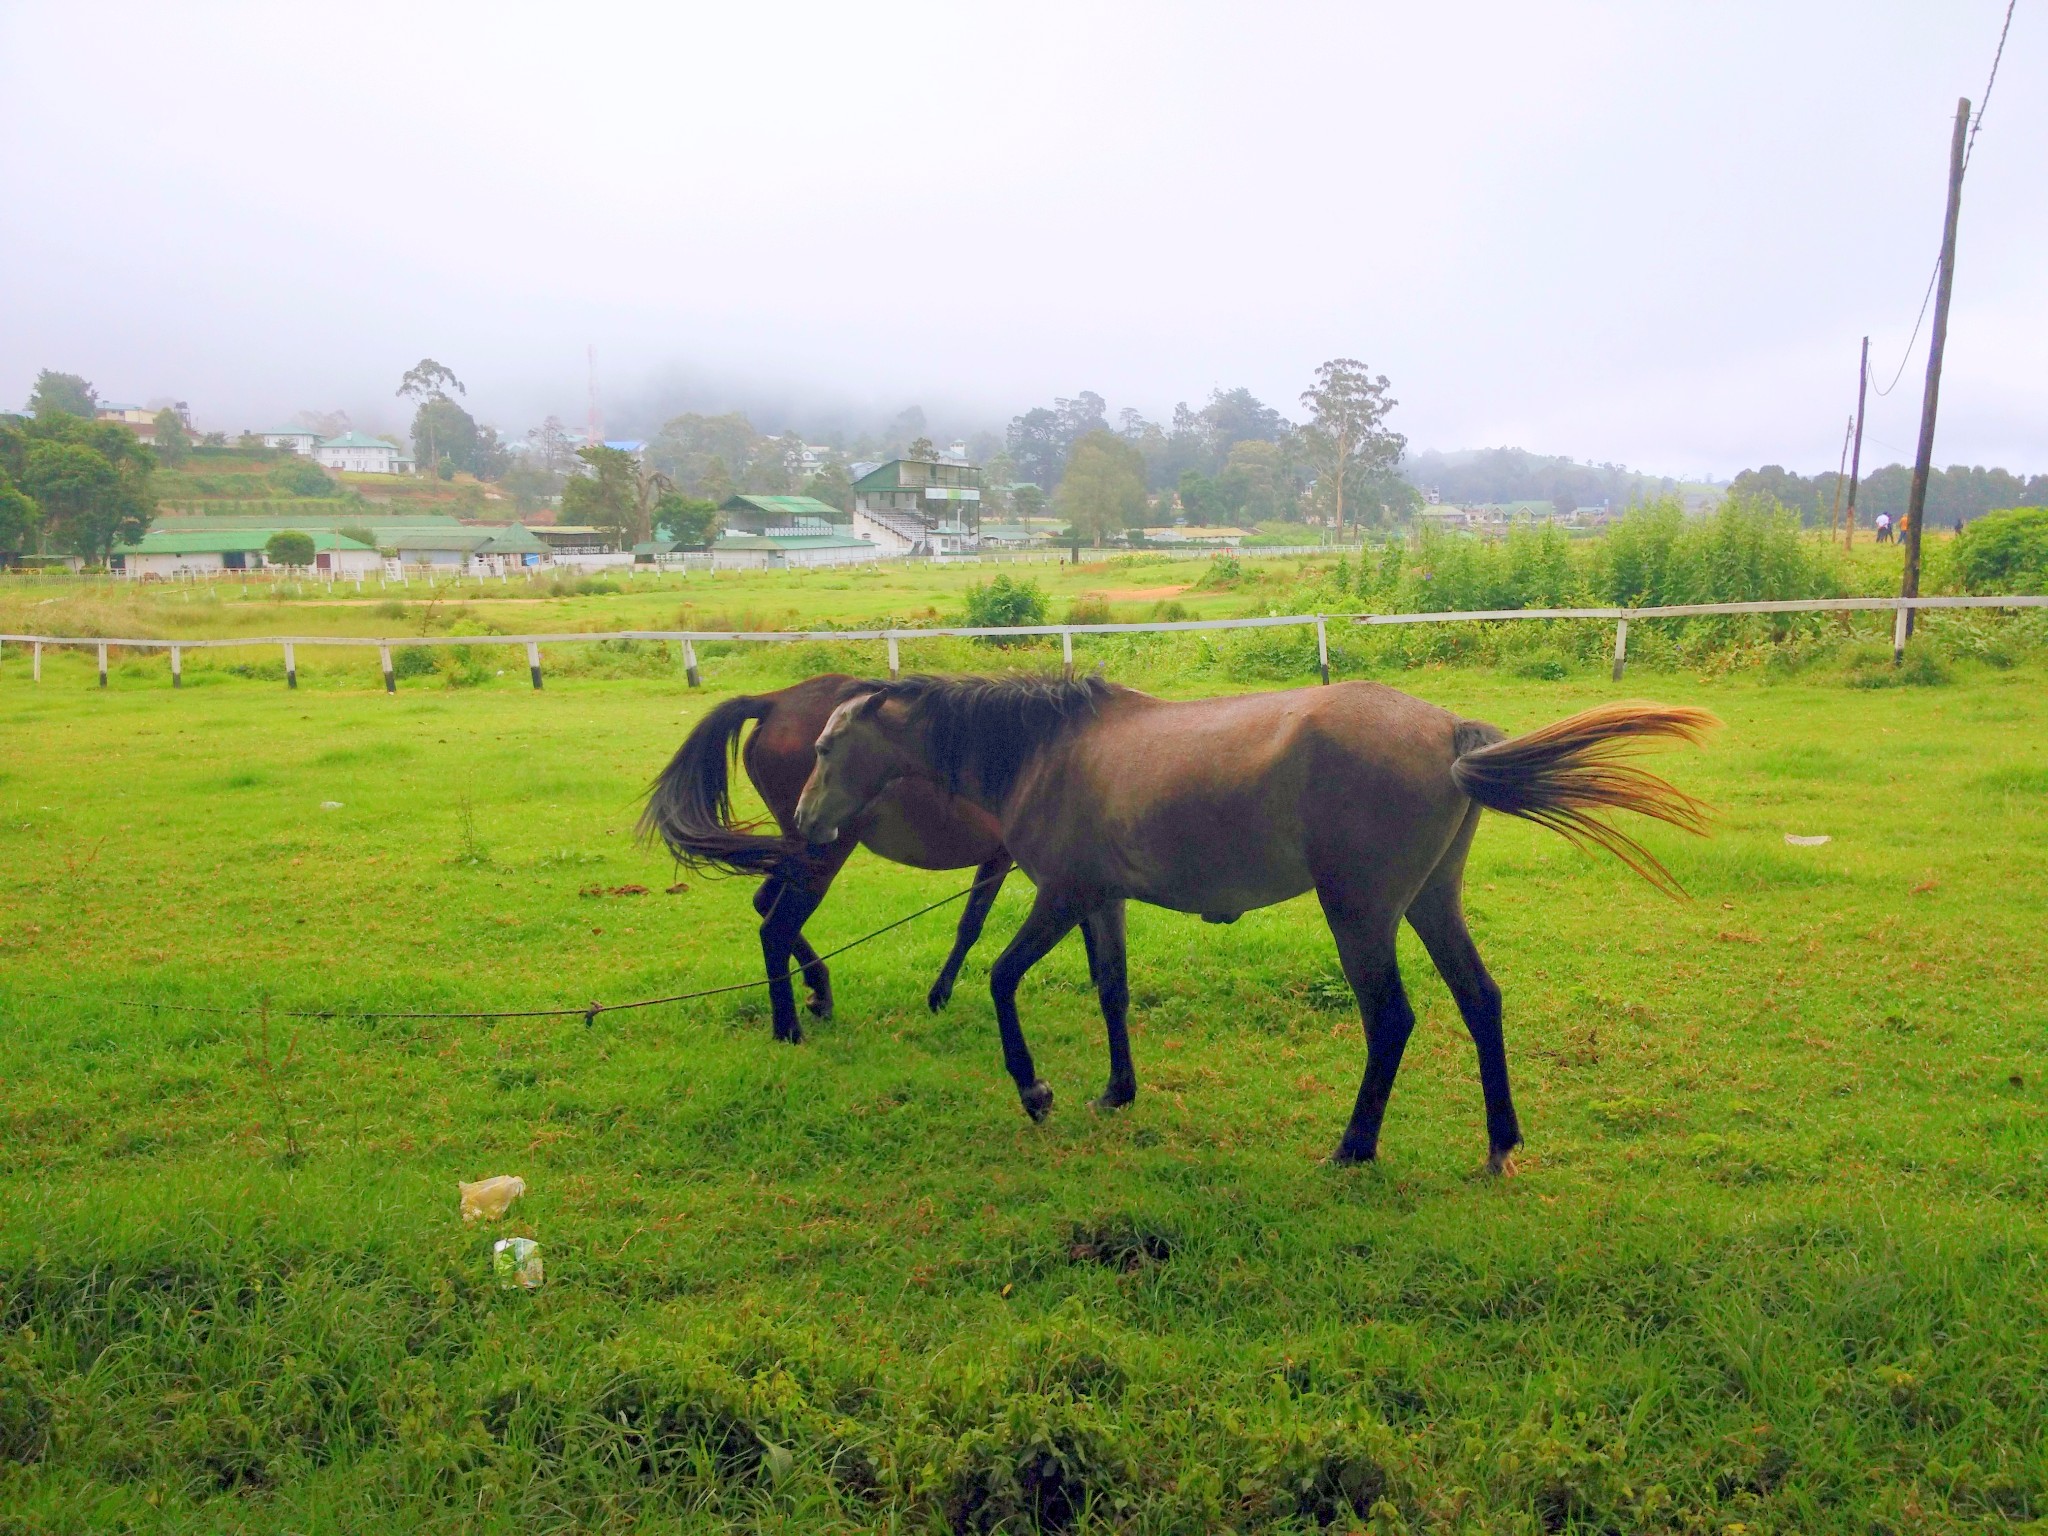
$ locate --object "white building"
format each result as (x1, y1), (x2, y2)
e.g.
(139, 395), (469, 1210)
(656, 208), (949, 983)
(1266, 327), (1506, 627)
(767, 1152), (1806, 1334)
(261, 426), (323, 456)
(316, 431), (411, 474)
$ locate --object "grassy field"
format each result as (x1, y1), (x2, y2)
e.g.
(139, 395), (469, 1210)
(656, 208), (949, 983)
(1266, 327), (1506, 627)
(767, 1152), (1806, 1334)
(2, 608), (2045, 1531)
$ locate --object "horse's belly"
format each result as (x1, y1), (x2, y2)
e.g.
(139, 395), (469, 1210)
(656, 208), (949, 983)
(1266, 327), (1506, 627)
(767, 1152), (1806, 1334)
(1121, 835), (1314, 917)
(857, 780), (1003, 871)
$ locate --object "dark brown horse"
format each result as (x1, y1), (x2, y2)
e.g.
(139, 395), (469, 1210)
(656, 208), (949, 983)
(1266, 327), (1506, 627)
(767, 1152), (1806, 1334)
(792, 676), (1714, 1170)
(639, 674), (1013, 1043)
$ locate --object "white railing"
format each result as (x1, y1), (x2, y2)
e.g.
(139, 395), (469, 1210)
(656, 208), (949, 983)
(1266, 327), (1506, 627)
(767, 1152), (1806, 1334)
(4, 594), (2042, 691)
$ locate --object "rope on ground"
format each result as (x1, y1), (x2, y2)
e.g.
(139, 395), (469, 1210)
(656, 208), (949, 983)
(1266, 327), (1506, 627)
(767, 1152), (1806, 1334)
(4, 873), (1004, 1027)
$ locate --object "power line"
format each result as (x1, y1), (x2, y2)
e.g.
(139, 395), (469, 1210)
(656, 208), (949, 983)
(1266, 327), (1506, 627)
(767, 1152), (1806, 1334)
(1867, 0), (2017, 398)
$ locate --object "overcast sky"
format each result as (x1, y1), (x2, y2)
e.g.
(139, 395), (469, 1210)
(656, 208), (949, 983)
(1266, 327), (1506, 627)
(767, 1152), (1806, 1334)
(2, 1), (2039, 477)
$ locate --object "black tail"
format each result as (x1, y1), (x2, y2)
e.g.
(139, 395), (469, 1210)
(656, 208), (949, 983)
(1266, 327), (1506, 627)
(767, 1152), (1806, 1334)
(637, 695), (795, 877)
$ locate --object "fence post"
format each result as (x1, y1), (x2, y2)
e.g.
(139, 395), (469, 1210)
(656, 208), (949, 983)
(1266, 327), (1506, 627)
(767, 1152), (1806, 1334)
(97, 642), (108, 689)
(284, 642), (297, 690)
(1061, 627), (1074, 680)
(526, 640), (543, 690)
(1611, 616), (1630, 682)
(683, 639), (701, 688)
(379, 643), (395, 693)
(170, 645), (182, 688)
(1892, 600), (1910, 663)
(1316, 615), (1330, 684)
(32, 642), (40, 683)
(887, 634), (901, 681)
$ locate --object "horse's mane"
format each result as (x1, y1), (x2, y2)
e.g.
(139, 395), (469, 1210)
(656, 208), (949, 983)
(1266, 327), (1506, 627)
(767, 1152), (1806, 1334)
(864, 674), (1117, 802)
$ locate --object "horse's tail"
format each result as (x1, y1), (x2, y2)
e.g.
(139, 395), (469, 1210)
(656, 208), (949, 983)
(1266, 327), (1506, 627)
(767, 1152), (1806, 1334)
(637, 694), (797, 877)
(1451, 701), (1718, 898)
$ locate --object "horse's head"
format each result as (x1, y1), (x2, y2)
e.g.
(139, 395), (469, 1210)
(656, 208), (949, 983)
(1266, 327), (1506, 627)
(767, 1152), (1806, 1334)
(793, 692), (919, 848)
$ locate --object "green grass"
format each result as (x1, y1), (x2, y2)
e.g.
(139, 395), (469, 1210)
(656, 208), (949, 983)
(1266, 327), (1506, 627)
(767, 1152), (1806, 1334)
(1, 620), (2046, 1530)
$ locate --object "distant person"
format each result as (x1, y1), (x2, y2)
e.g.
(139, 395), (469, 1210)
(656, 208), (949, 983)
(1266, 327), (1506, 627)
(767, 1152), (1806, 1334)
(1875, 513), (1892, 544)
(1954, 517), (1965, 536)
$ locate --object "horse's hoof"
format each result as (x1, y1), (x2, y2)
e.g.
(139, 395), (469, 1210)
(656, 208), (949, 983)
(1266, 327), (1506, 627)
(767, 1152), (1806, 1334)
(1019, 1081), (1054, 1122)
(775, 1023), (805, 1046)
(1092, 1087), (1136, 1113)
(1326, 1144), (1376, 1166)
(1486, 1149), (1518, 1177)
(805, 994), (833, 1021)
(926, 979), (953, 1013)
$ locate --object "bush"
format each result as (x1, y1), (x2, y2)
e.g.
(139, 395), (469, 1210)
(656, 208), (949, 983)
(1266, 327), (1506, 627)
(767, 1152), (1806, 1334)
(1951, 507), (2048, 594)
(264, 530), (317, 569)
(963, 575), (1048, 630)
(1065, 596), (1113, 626)
(268, 461), (333, 497)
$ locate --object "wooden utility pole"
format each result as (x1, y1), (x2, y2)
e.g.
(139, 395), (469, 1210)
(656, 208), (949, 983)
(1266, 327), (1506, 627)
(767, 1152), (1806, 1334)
(1844, 336), (1869, 549)
(1899, 97), (1971, 659)
(1827, 414), (1852, 538)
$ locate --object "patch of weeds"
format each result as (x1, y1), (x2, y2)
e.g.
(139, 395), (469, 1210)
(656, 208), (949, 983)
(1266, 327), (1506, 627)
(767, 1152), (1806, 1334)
(531, 849), (606, 871)
(1509, 649), (1572, 681)
(393, 644), (438, 680)
(448, 797), (491, 868)
(1843, 644), (1949, 688)
(1301, 968), (1356, 1012)
(1067, 1215), (1175, 1270)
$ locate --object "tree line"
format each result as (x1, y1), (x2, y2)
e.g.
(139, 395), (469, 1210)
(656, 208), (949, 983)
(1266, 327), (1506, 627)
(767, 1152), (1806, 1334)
(1729, 461), (2048, 527)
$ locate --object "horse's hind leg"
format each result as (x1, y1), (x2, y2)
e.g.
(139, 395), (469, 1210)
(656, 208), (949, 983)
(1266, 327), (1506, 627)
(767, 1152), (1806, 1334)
(1082, 900), (1135, 1110)
(988, 890), (1083, 1122)
(1406, 834), (1520, 1172)
(754, 845), (848, 1043)
(1318, 888), (1416, 1164)
(928, 853), (1012, 1012)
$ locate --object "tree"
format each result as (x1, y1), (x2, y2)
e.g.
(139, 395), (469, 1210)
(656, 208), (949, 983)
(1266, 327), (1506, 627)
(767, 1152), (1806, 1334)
(560, 445), (669, 546)
(27, 370), (97, 419)
(396, 358), (464, 475)
(962, 574), (1048, 629)
(1005, 407), (1064, 489)
(654, 491), (720, 549)
(1299, 359), (1404, 536)
(1055, 431), (1147, 545)
(0, 480), (36, 555)
(526, 416), (576, 474)
(18, 415), (154, 559)
(151, 409), (191, 467)
(647, 411), (759, 495)
(471, 425), (513, 481)
(906, 436), (939, 462)
(803, 462), (853, 514)
(265, 530), (317, 569)
(411, 396), (479, 477)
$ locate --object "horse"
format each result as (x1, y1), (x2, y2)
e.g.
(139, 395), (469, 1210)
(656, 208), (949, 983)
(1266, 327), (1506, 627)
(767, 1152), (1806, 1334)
(791, 675), (1714, 1171)
(638, 674), (1014, 1044)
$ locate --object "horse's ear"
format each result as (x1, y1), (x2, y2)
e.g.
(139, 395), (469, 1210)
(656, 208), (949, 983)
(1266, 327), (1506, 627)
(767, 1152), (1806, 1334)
(852, 691), (888, 718)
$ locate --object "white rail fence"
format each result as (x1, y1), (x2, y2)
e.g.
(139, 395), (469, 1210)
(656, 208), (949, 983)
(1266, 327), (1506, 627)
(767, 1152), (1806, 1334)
(3, 595), (2043, 692)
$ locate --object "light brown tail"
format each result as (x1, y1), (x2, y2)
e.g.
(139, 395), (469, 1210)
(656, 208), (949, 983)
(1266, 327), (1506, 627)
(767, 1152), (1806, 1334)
(1451, 701), (1718, 898)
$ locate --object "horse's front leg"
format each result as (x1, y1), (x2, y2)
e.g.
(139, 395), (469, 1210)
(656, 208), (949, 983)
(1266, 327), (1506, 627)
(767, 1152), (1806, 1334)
(928, 852), (1012, 1012)
(1081, 900), (1135, 1111)
(988, 890), (1082, 1121)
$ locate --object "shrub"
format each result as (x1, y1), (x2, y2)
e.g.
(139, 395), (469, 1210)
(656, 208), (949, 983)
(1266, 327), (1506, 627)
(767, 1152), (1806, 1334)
(264, 530), (317, 569)
(1950, 507), (2048, 594)
(1065, 596), (1113, 625)
(269, 461), (333, 497)
(963, 575), (1048, 630)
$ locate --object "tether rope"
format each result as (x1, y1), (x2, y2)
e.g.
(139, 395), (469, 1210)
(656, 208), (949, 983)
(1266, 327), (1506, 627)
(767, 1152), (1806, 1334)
(4, 871), (1008, 1027)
